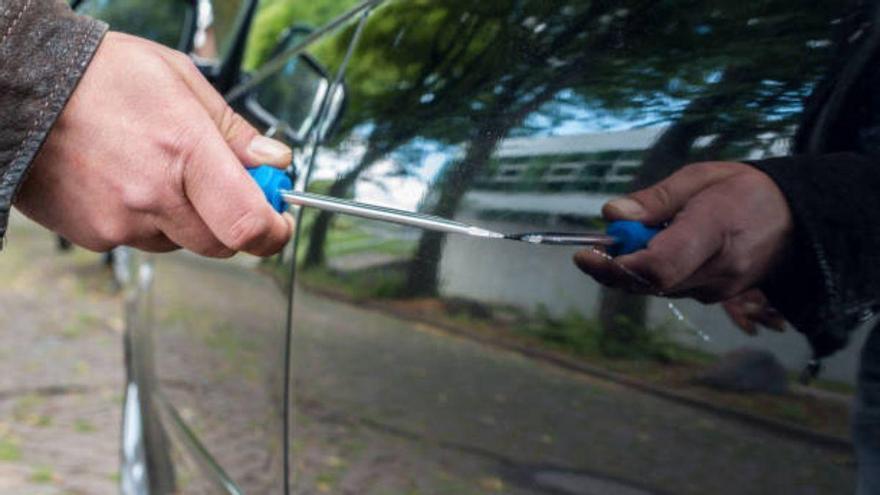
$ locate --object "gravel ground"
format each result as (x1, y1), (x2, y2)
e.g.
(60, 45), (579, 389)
(0, 215), (122, 494)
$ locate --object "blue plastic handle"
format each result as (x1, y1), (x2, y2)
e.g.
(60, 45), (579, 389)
(606, 220), (661, 256)
(248, 165), (292, 213)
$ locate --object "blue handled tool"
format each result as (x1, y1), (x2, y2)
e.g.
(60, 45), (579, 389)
(248, 165), (292, 213)
(248, 165), (659, 255)
(606, 220), (661, 256)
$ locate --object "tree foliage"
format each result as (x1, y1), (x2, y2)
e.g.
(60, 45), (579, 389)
(252, 0), (848, 308)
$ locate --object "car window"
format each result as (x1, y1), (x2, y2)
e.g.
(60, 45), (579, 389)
(76, 0), (193, 49)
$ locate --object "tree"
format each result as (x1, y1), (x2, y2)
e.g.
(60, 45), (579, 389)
(259, 0), (846, 354)
(300, 0), (529, 268)
(568, 1), (844, 351)
(403, 0), (843, 297)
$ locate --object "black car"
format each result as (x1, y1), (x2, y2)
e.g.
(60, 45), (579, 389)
(77, 0), (863, 493)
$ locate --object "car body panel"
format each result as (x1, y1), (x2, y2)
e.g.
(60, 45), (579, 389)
(113, 0), (866, 493)
(288, 0), (858, 493)
(106, 1), (358, 492)
(148, 253), (288, 493)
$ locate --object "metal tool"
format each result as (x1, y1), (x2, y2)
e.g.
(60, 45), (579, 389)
(248, 166), (660, 254)
(282, 190), (506, 239)
(503, 232), (618, 246)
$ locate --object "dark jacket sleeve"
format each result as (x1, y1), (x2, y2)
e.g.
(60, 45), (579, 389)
(0, 0), (107, 248)
(749, 152), (880, 358)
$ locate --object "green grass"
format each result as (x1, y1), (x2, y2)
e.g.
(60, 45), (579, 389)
(29, 466), (54, 484)
(778, 403), (809, 423)
(514, 308), (710, 365)
(61, 313), (103, 339)
(328, 236), (415, 258)
(296, 211), (416, 266)
(811, 378), (855, 396)
(12, 395), (44, 423)
(324, 227), (414, 258)
(300, 265), (409, 300)
(35, 415), (53, 428)
(74, 419), (96, 433)
(0, 439), (21, 461)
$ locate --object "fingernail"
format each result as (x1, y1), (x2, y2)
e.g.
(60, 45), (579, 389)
(607, 198), (645, 218)
(248, 136), (292, 166)
(742, 302), (762, 313)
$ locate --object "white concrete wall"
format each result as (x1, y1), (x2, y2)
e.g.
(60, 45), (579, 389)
(439, 212), (864, 385)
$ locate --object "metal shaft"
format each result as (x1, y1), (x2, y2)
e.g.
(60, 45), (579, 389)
(506, 232), (617, 246)
(281, 191), (505, 239)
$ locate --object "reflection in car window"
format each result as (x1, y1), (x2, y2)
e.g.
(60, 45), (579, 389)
(243, 0), (363, 71)
(290, 1), (863, 493)
(77, 0), (191, 48)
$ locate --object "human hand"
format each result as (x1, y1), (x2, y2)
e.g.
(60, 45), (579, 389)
(15, 32), (293, 257)
(721, 288), (786, 335)
(573, 162), (793, 303)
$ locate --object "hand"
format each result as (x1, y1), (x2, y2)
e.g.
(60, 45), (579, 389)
(573, 162), (793, 303)
(14, 32), (294, 257)
(722, 289), (786, 335)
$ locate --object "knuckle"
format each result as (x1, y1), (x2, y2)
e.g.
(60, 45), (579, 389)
(721, 281), (750, 302)
(226, 211), (272, 251)
(79, 236), (113, 253)
(680, 162), (704, 174)
(684, 161), (722, 176)
(120, 184), (162, 213)
(645, 260), (679, 292)
(163, 124), (210, 180)
(172, 50), (194, 68)
(158, 122), (192, 159)
(716, 289), (738, 303)
(721, 251), (751, 279)
(218, 106), (251, 143)
(646, 183), (673, 209)
(164, 49), (200, 77)
(636, 252), (678, 291)
(96, 219), (133, 247)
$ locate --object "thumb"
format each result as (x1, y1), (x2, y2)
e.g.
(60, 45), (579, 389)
(217, 107), (292, 168)
(164, 51), (292, 168)
(603, 162), (743, 224)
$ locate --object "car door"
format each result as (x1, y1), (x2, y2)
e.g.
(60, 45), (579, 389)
(128, 4), (363, 494)
(70, 0), (288, 493)
(79, 0), (359, 493)
(289, 1), (859, 494)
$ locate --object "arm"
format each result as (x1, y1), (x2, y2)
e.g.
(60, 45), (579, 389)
(751, 153), (880, 358)
(0, 0), (107, 247)
(2, 3), (296, 257)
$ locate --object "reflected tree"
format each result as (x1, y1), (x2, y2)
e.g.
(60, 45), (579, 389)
(244, 0), (362, 69)
(405, 0), (842, 300)
(286, 0), (847, 352)
(568, 1), (844, 350)
(301, 1), (525, 268)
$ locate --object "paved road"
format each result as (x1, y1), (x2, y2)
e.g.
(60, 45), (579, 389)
(288, 289), (856, 495)
(0, 216), (121, 494)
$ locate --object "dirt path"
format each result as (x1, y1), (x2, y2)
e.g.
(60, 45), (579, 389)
(0, 215), (122, 494)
